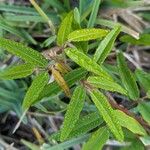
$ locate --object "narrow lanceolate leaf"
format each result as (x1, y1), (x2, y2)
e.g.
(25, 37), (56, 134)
(135, 69), (150, 92)
(65, 48), (113, 81)
(57, 11), (73, 46)
(0, 38), (48, 67)
(22, 72), (49, 110)
(60, 85), (86, 141)
(114, 110), (147, 136)
(51, 66), (71, 97)
(138, 102), (150, 125)
(0, 63), (35, 80)
(87, 0), (101, 28)
(83, 127), (109, 150)
(51, 112), (103, 141)
(87, 76), (127, 95)
(68, 28), (109, 42)
(117, 52), (139, 100)
(90, 89), (124, 141)
(94, 25), (121, 64)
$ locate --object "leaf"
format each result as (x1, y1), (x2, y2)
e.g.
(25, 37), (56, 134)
(38, 68), (87, 101)
(22, 139), (40, 150)
(140, 136), (150, 146)
(94, 25), (121, 64)
(135, 69), (150, 92)
(60, 85), (86, 141)
(57, 11), (73, 46)
(138, 102), (150, 125)
(51, 112), (103, 141)
(96, 18), (140, 39)
(68, 28), (109, 42)
(22, 72), (49, 110)
(0, 38), (48, 68)
(114, 110), (147, 136)
(51, 66), (71, 97)
(120, 34), (150, 46)
(82, 126), (109, 150)
(0, 63), (35, 80)
(30, 0), (55, 35)
(90, 89), (124, 141)
(47, 134), (89, 150)
(0, 20), (37, 45)
(65, 48), (113, 80)
(45, 0), (66, 12)
(87, 0), (101, 28)
(87, 76), (127, 95)
(117, 52), (139, 100)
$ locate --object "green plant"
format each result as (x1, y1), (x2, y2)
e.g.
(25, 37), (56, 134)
(0, 0), (150, 149)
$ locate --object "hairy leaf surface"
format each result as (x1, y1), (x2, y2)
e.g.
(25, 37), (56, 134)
(0, 63), (35, 79)
(57, 11), (73, 46)
(65, 48), (113, 80)
(87, 76), (127, 95)
(22, 72), (49, 110)
(60, 85), (86, 141)
(68, 28), (108, 42)
(90, 89), (124, 141)
(94, 25), (121, 64)
(0, 38), (48, 67)
(115, 110), (146, 136)
(82, 126), (109, 150)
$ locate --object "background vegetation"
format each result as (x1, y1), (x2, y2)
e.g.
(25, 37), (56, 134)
(0, 0), (150, 149)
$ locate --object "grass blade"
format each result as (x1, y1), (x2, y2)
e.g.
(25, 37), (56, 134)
(87, 0), (101, 28)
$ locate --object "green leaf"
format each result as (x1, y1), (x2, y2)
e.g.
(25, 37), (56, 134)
(94, 25), (121, 64)
(0, 38), (48, 68)
(90, 89), (124, 141)
(140, 136), (150, 146)
(38, 68), (87, 101)
(0, 63), (35, 80)
(65, 48), (113, 80)
(115, 110), (147, 136)
(57, 11), (73, 46)
(135, 69), (150, 92)
(87, 76), (127, 95)
(0, 21), (37, 45)
(51, 112), (103, 141)
(117, 52), (139, 100)
(138, 102), (150, 125)
(87, 0), (101, 28)
(45, 0), (66, 12)
(68, 112), (103, 139)
(48, 134), (89, 150)
(82, 126), (109, 150)
(22, 140), (40, 150)
(68, 28), (109, 42)
(22, 72), (49, 110)
(60, 85), (86, 141)
(120, 34), (150, 46)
